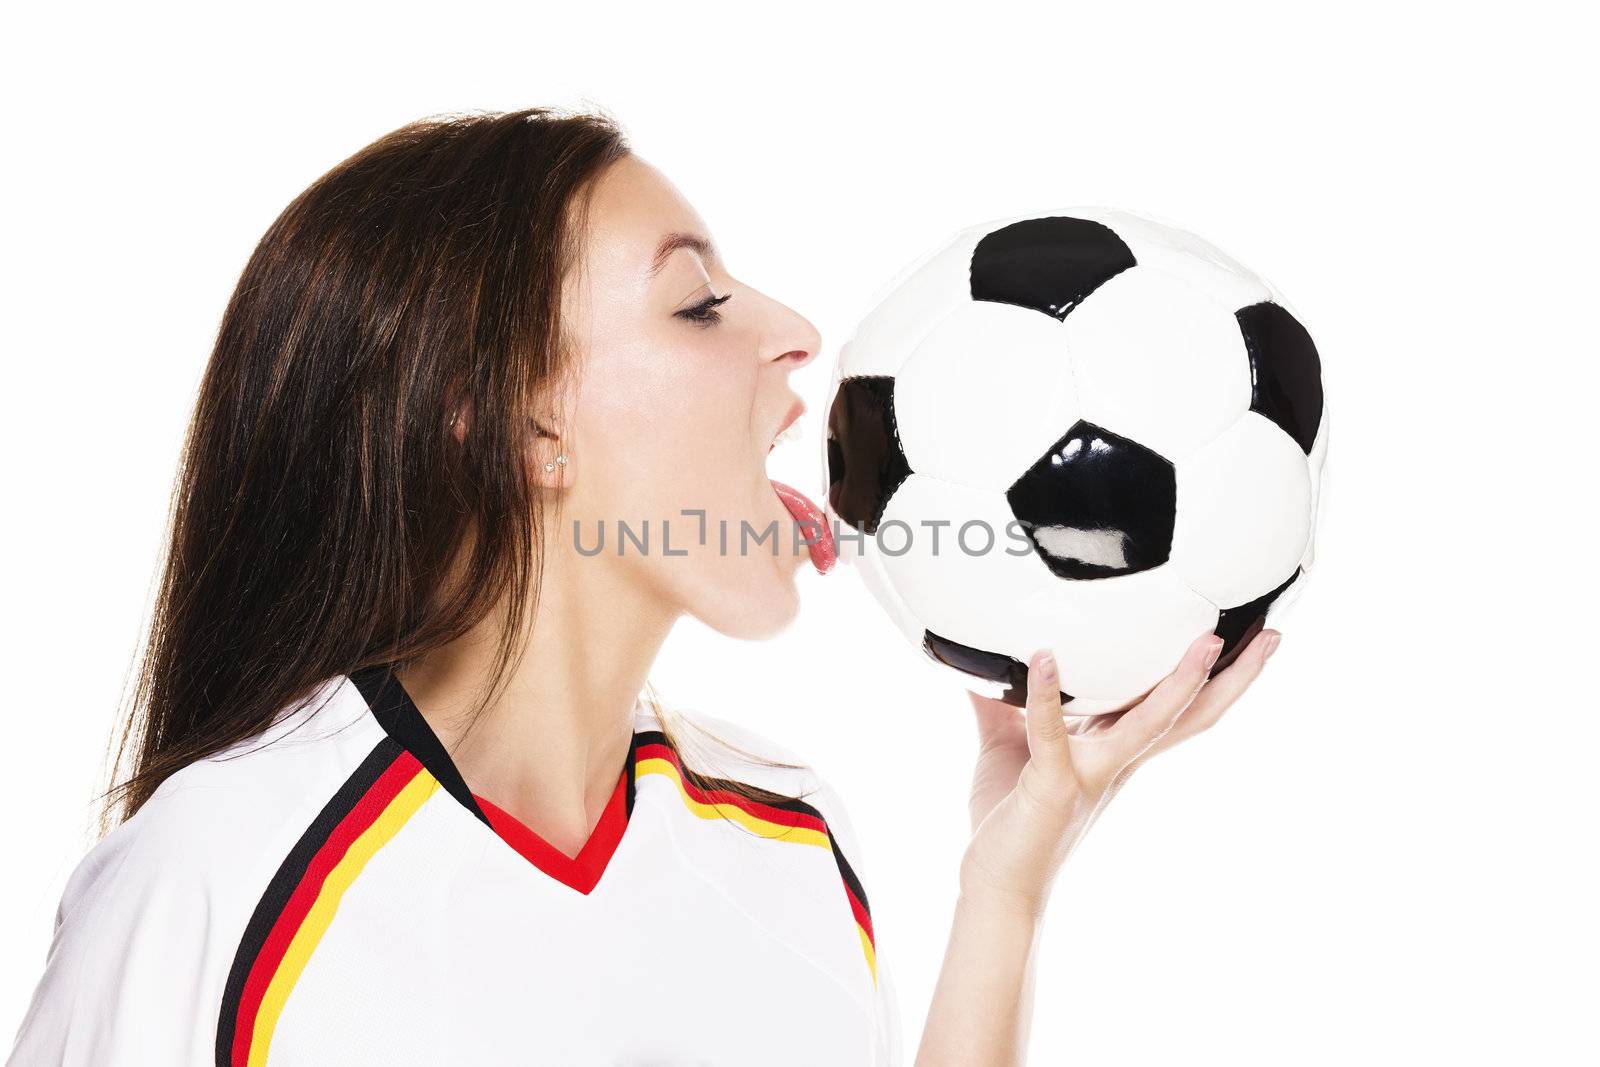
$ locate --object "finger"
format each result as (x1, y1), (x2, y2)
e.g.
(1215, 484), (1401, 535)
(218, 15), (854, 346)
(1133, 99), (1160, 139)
(1098, 632), (1223, 773)
(1022, 649), (1072, 779)
(1161, 629), (1280, 747)
(969, 689), (1023, 749)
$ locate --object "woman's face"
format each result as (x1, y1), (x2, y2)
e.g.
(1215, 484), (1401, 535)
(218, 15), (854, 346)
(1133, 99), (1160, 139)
(555, 153), (832, 639)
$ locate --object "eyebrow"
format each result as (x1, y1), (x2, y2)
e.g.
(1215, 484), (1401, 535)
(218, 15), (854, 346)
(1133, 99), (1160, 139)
(647, 231), (717, 279)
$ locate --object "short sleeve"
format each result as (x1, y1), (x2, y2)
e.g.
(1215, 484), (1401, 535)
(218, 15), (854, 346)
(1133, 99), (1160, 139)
(7, 790), (244, 1065)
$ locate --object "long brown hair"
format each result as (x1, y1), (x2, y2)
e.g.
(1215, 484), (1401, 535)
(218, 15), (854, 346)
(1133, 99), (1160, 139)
(101, 107), (810, 833)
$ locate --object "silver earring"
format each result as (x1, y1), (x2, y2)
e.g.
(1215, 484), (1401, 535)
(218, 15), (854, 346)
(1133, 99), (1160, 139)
(544, 454), (568, 474)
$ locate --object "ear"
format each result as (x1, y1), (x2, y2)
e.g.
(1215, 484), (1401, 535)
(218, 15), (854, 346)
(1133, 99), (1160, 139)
(528, 419), (571, 490)
(448, 398), (472, 446)
(444, 376), (472, 446)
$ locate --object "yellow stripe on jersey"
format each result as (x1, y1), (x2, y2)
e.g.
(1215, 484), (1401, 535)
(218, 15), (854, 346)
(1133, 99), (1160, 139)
(636, 755), (832, 848)
(635, 749), (878, 987)
(248, 770), (439, 1066)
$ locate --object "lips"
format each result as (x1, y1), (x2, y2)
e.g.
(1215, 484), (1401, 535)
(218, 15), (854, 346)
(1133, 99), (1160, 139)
(771, 479), (837, 575)
(770, 398), (805, 452)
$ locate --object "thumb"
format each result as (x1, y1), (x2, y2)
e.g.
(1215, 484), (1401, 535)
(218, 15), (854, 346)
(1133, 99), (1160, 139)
(968, 689), (1022, 748)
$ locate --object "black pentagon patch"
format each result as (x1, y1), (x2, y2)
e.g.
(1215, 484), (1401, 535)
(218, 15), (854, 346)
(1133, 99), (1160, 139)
(1005, 420), (1176, 579)
(1237, 302), (1323, 454)
(923, 630), (1075, 709)
(826, 375), (911, 535)
(970, 216), (1136, 321)
(1212, 568), (1301, 676)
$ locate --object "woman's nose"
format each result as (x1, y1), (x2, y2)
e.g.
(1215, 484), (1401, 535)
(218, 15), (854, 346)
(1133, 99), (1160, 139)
(764, 306), (821, 370)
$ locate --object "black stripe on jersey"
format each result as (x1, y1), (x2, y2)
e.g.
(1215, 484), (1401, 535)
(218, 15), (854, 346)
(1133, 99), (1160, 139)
(349, 663), (491, 828)
(214, 735), (404, 1066)
(633, 729), (871, 918)
(624, 728), (639, 819)
(827, 835), (871, 918)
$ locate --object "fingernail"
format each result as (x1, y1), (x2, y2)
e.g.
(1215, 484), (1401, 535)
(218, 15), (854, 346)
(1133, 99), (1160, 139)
(1264, 633), (1282, 660)
(1032, 650), (1057, 683)
(1203, 637), (1223, 670)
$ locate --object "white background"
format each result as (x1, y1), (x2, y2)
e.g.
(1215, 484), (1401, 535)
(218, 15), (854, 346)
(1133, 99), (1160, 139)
(4, 2), (1596, 1063)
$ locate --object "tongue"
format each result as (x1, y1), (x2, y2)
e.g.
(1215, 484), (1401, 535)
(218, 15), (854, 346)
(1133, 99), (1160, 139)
(770, 480), (837, 575)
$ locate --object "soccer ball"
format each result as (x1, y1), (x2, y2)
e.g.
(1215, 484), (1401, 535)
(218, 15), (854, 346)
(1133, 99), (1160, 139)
(822, 208), (1328, 715)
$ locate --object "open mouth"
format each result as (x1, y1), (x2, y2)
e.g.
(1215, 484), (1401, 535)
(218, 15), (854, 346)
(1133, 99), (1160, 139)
(768, 400), (836, 575)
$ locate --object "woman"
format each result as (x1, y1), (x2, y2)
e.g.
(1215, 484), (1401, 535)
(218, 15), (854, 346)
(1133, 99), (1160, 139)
(8, 107), (1277, 1066)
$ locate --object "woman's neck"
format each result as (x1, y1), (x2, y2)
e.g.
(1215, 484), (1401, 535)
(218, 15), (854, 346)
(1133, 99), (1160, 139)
(395, 543), (676, 858)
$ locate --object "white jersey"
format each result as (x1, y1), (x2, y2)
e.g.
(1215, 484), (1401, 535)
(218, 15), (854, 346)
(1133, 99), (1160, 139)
(9, 667), (903, 1066)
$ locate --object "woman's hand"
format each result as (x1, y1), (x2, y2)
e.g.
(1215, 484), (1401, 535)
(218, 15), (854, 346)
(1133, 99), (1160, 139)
(959, 628), (1281, 918)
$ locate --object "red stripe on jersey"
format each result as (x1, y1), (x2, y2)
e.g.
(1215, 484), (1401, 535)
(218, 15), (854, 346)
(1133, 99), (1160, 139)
(635, 741), (829, 835)
(229, 750), (424, 1066)
(472, 762), (630, 895)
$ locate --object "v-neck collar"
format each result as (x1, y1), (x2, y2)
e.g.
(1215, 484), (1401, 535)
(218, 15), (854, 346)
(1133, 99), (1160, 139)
(471, 772), (628, 894)
(347, 664), (643, 893)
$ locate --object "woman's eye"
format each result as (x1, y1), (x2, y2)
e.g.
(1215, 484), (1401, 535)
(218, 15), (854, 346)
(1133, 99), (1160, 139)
(676, 292), (732, 326)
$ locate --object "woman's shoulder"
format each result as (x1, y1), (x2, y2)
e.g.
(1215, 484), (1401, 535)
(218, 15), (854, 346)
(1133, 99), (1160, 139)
(12, 675), (391, 1062)
(643, 701), (897, 1064)
(642, 702), (817, 790)
(65, 674), (385, 916)
(639, 702), (872, 859)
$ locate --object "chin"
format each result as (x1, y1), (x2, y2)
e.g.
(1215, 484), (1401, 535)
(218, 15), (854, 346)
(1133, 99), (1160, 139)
(694, 563), (804, 640)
